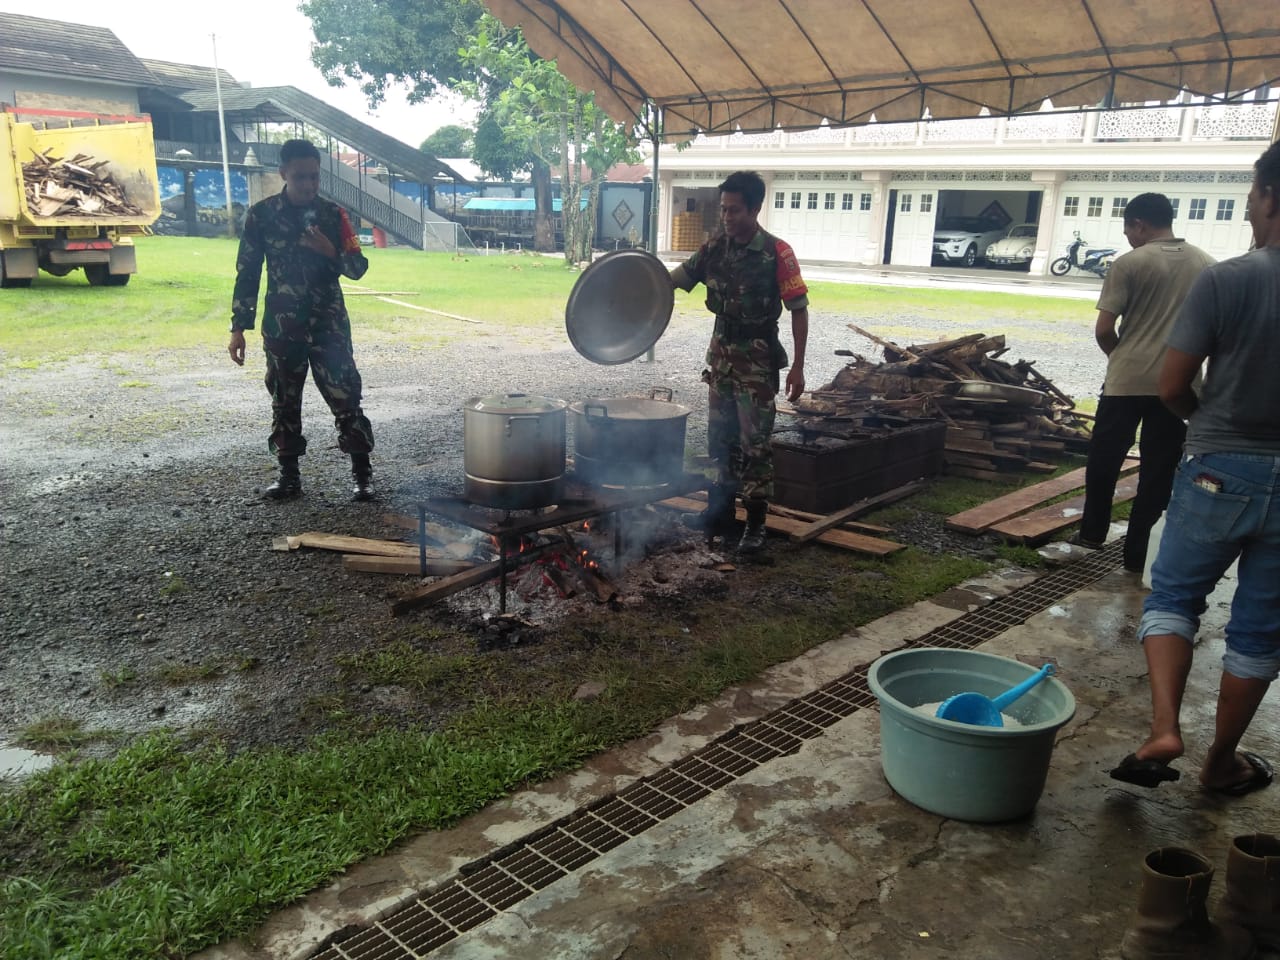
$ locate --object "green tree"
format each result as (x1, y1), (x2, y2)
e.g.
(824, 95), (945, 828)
(302, 0), (482, 106)
(458, 14), (640, 262)
(420, 124), (474, 157)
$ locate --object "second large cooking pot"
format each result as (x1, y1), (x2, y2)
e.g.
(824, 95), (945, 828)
(464, 393), (567, 509)
(570, 388), (690, 487)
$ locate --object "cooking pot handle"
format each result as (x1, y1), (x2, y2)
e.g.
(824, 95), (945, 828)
(505, 414), (543, 437)
(583, 402), (610, 419)
(649, 387), (674, 403)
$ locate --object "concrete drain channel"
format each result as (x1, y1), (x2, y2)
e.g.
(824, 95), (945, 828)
(311, 541), (1125, 959)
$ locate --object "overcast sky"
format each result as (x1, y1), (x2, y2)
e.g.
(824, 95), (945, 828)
(2, 0), (477, 149)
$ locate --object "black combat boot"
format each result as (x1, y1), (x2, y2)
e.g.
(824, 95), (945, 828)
(264, 455), (302, 500)
(737, 499), (769, 556)
(350, 452), (375, 501)
(683, 483), (738, 544)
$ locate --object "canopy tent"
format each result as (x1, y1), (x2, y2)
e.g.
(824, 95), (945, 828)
(483, 0), (1280, 139)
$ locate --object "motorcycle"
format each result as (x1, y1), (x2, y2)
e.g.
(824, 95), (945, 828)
(1050, 232), (1116, 278)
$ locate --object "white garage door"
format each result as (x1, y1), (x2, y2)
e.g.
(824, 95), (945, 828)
(889, 190), (937, 266)
(765, 184), (875, 263)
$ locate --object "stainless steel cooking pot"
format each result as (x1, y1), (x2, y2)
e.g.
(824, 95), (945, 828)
(464, 393), (567, 508)
(570, 388), (690, 487)
(565, 249), (675, 365)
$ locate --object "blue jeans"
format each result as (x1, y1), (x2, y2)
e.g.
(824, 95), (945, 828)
(1139, 452), (1280, 680)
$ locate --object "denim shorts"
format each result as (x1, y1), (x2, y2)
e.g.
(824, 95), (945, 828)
(1140, 451), (1280, 680)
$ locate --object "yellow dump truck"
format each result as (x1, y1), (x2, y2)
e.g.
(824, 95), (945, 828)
(1, 106), (161, 288)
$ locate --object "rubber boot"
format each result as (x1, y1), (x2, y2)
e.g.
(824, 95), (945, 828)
(1120, 847), (1255, 960)
(684, 483), (737, 545)
(1218, 834), (1280, 951)
(263, 455), (302, 500)
(736, 499), (768, 556)
(350, 452), (375, 501)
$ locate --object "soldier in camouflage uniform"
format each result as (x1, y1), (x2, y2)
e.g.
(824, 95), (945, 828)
(671, 171), (809, 555)
(227, 139), (376, 501)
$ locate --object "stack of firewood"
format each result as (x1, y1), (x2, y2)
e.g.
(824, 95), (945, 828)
(21, 148), (143, 218)
(788, 325), (1093, 480)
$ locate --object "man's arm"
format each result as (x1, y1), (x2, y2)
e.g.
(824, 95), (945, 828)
(1158, 347), (1204, 419)
(228, 206), (264, 365)
(1094, 309), (1120, 355)
(784, 307), (808, 402)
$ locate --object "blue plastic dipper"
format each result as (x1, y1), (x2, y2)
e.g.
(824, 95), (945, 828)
(934, 663), (1055, 727)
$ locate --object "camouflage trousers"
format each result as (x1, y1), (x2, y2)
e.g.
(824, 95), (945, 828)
(262, 331), (374, 458)
(705, 363), (778, 501)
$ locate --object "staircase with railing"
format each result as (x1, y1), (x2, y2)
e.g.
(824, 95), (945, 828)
(242, 142), (468, 252)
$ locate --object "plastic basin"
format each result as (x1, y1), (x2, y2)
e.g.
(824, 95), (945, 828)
(867, 648), (1076, 822)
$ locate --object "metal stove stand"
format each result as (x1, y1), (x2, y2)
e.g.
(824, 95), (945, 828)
(416, 472), (707, 613)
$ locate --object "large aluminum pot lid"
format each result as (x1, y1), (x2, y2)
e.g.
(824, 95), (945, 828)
(465, 393), (567, 415)
(565, 249), (675, 365)
(570, 396), (691, 420)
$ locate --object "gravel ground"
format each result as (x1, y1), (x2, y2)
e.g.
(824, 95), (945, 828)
(0, 300), (1107, 760)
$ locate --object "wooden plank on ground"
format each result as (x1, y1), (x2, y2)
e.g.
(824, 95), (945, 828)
(287, 532), (434, 558)
(944, 458), (1139, 534)
(987, 475), (1139, 545)
(391, 560), (505, 615)
(658, 496), (904, 556)
(946, 466), (1006, 482)
(342, 555), (475, 576)
(766, 503), (892, 535)
(788, 480), (927, 544)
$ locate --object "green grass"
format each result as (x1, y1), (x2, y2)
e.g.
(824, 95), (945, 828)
(0, 236), (1094, 367)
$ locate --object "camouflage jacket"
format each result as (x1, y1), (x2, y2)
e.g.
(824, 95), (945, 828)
(230, 190), (368, 340)
(672, 227), (809, 371)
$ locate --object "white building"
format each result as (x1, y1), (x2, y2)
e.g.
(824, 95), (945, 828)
(655, 97), (1277, 274)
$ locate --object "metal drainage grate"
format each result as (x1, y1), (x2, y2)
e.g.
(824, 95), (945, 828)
(310, 541), (1125, 960)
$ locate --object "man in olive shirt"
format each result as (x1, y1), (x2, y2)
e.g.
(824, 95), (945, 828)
(1075, 193), (1214, 571)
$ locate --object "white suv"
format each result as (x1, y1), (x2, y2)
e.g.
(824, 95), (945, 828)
(931, 217), (1008, 267)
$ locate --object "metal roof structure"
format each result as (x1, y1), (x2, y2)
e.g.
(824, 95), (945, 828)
(483, 0), (1280, 139)
(178, 85), (468, 183)
(0, 12), (154, 88)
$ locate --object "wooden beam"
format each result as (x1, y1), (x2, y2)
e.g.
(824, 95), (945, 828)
(342, 555), (475, 576)
(945, 458), (1139, 534)
(658, 496), (904, 556)
(788, 480), (927, 544)
(391, 560), (507, 615)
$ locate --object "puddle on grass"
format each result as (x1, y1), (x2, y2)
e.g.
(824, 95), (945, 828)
(0, 745), (57, 780)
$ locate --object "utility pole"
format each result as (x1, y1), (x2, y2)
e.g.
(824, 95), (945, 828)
(211, 34), (236, 238)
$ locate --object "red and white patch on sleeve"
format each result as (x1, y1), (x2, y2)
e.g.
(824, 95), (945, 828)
(774, 239), (808, 302)
(339, 209), (361, 254)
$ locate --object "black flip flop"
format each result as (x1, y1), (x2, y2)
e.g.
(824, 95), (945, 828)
(1109, 753), (1181, 788)
(1207, 751), (1274, 797)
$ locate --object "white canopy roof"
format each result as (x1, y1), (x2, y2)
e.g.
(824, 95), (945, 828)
(483, 0), (1280, 139)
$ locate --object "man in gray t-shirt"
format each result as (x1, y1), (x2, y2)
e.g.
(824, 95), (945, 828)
(1075, 193), (1213, 571)
(1110, 141), (1280, 802)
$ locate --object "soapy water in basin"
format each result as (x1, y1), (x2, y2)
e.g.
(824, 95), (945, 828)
(917, 701), (1025, 728)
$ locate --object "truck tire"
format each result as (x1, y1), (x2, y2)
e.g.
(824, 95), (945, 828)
(85, 265), (130, 287)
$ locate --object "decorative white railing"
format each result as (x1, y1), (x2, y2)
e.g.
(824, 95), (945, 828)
(682, 101), (1277, 151)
